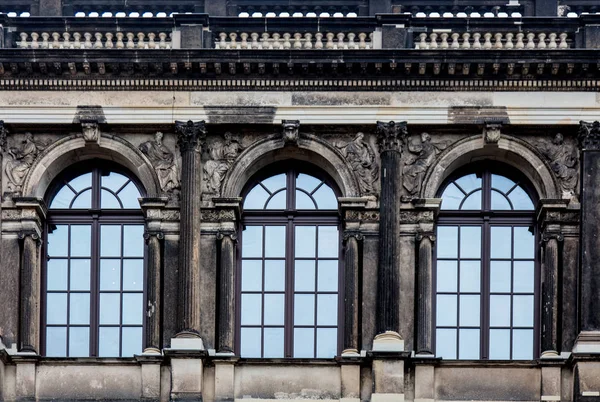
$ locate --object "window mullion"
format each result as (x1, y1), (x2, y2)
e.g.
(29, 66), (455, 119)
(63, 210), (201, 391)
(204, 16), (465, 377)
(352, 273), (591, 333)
(482, 219), (491, 359)
(285, 217), (295, 358)
(90, 216), (100, 356)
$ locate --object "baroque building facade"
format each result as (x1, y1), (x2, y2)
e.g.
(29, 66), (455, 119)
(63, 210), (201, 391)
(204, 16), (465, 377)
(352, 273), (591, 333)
(1, 0), (600, 401)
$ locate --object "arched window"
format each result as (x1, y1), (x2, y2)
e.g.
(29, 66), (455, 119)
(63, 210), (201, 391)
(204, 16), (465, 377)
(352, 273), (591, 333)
(435, 165), (537, 360)
(238, 166), (341, 358)
(43, 164), (145, 357)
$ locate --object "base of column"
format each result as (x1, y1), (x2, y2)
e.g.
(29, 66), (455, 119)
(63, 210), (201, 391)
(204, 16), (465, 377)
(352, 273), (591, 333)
(373, 331), (404, 352)
(171, 334), (205, 351)
(540, 350), (560, 359)
(371, 393), (405, 402)
(573, 331), (600, 354)
(142, 347), (162, 355)
(342, 348), (360, 357)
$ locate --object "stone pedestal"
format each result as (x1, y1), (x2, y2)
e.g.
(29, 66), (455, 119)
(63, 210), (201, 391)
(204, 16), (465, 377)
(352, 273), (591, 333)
(414, 362), (436, 402)
(170, 357), (205, 401)
(371, 355), (408, 402)
(214, 359), (236, 402)
(14, 354), (38, 400)
(340, 361), (361, 402)
(137, 354), (163, 401)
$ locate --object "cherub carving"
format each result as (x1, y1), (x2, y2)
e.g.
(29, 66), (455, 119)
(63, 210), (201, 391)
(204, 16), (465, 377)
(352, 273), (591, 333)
(5, 132), (49, 192)
(538, 133), (578, 198)
(139, 132), (180, 194)
(336, 132), (379, 195)
(403, 132), (448, 197)
(203, 132), (243, 195)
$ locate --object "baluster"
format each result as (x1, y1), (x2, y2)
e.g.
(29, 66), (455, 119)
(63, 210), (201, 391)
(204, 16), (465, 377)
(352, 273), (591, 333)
(51, 32), (60, 48)
(218, 32), (227, 49)
(137, 32), (146, 49)
(116, 32), (125, 49)
(548, 33), (557, 49)
(148, 32), (156, 49)
(337, 32), (346, 49)
(505, 33), (514, 49)
(251, 32), (260, 49)
(293, 33), (302, 49)
(19, 32), (28, 48)
(315, 33), (324, 49)
(494, 33), (503, 49)
(41, 32), (50, 49)
(30, 32), (39, 49)
(526, 33), (535, 49)
(368, 33), (373, 49)
(84, 32), (93, 48)
(159, 32), (167, 49)
(94, 32), (103, 48)
(429, 33), (438, 49)
(559, 33), (568, 49)
(418, 33), (428, 49)
(73, 32), (82, 48)
(326, 32), (335, 49)
(483, 33), (492, 49)
(472, 33), (481, 49)
(62, 32), (71, 49)
(537, 33), (547, 49)
(461, 33), (471, 49)
(229, 33), (238, 49)
(358, 33), (367, 49)
(283, 33), (292, 49)
(261, 33), (270, 49)
(515, 33), (525, 49)
(272, 33), (282, 49)
(126, 32), (135, 48)
(304, 33), (313, 49)
(347, 32), (356, 49)
(240, 33), (248, 49)
(450, 33), (460, 49)
(105, 32), (114, 49)
(440, 33), (449, 49)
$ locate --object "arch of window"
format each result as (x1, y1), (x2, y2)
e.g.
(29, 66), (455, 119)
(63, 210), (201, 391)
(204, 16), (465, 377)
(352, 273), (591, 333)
(238, 166), (341, 358)
(435, 164), (538, 360)
(43, 163), (146, 357)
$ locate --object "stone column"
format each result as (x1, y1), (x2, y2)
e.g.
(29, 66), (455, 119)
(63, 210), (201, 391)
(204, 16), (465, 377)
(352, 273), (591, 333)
(217, 232), (236, 354)
(144, 230), (164, 352)
(174, 120), (206, 341)
(19, 231), (40, 353)
(541, 233), (560, 356)
(416, 232), (434, 355)
(343, 231), (361, 355)
(374, 120), (407, 350)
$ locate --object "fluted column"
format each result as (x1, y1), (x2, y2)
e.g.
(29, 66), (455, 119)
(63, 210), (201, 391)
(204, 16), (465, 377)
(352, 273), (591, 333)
(375, 121), (407, 341)
(217, 232), (236, 353)
(416, 232), (434, 355)
(19, 231), (40, 353)
(144, 231), (164, 352)
(541, 234), (561, 355)
(175, 120), (206, 337)
(343, 231), (361, 354)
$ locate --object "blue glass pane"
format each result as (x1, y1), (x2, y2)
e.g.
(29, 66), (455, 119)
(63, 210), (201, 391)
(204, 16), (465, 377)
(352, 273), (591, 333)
(117, 182), (141, 209)
(50, 186), (76, 209)
(491, 191), (512, 210)
(461, 190), (482, 210)
(509, 186), (534, 210)
(244, 185), (269, 209)
(71, 189), (92, 209)
(313, 184), (337, 210)
(440, 183), (463, 210)
(455, 174), (481, 193)
(296, 190), (316, 209)
(265, 191), (286, 209)
(296, 174), (321, 193)
(101, 189), (121, 209)
(101, 172), (128, 192)
(262, 174), (286, 193)
(491, 174), (515, 193)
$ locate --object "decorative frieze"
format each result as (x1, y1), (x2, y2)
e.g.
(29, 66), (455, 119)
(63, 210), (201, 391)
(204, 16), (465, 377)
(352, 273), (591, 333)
(344, 209), (380, 222)
(399, 210), (435, 224)
(579, 120), (600, 151)
(139, 132), (181, 197)
(203, 132), (243, 196)
(202, 208), (237, 222)
(335, 132), (379, 196)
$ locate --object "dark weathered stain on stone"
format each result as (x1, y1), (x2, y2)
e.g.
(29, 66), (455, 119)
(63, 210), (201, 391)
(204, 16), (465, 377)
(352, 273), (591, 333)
(204, 106), (276, 124)
(73, 105), (107, 124)
(448, 106), (510, 125)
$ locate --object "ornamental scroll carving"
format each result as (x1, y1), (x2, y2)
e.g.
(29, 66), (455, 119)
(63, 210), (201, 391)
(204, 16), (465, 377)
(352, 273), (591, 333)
(139, 132), (180, 196)
(5, 133), (49, 193)
(402, 132), (449, 198)
(335, 132), (379, 196)
(203, 132), (244, 196)
(538, 133), (578, 199)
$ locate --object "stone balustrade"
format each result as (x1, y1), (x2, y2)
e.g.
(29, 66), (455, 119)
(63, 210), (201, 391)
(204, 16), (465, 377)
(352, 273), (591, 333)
(415, 31), (570, 49)
(17, 31), (172, 49)
(214, 31), (373, 49)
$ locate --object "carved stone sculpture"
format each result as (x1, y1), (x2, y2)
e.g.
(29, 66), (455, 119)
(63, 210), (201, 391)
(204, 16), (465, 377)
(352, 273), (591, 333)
(403, 132), (448, 198)
(5, 132), (48, 192)
(336, 132), (379, 195)
(579, 120), (600, 151)
(139, 131), (180, 194)
(376, 120), (408, 153)
(483, 123), (502, 144)
(203, 132), (243, 195)
(539, 133), (578, 198)
(81, 120), (99, 143)
(282, 120), (300, 146)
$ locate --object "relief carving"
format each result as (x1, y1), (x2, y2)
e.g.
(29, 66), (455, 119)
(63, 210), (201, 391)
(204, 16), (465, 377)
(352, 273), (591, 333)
(335, 132), (379, 195)
(483, 123), (502, 144)
(403, 133), (448, 198)
(0, 121), (8, 152)
(538, 133), (578, 199)
(344, 210), (380, 222)
(282, 120), (300, 146)
(139, 132), (180, 195)
(579, 120), (600, 151)
(203, 132), (243, 195)
(202, 208), (236, 222)
(5, 133), (49, 193)
(81, 120), (99, 143)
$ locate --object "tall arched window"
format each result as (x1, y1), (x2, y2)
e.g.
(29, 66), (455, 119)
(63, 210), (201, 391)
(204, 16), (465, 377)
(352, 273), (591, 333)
(43, 164), (145, 357)
(435, 165), (537, 360)
(238, 166), (341, 358)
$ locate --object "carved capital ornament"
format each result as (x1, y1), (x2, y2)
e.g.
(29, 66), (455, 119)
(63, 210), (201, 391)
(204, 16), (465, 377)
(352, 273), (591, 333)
(175, 120), (207, 153)
(0, 120), (8, 153)
(376, 120), (408, 153)
(579, 120), (600, 151)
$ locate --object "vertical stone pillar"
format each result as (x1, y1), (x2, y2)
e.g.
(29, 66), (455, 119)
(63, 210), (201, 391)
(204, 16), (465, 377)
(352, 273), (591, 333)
(174, 120), (206, 342)
(416, 232), (434, 355)
(144, 230), (164, 352)
(217, 232), (236, 354)
(343, 232), (361, 355)
(374, 120), (407, 350)
(19, 231), (40, 353)
(541, 234), (560, 356)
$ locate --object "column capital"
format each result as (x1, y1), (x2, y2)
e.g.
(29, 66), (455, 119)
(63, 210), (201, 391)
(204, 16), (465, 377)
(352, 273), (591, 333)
(578, 120), (600, 151)
(0, 120), (9, 153)
(343, 230), (364, 242)
(216, 230), (237, 242)
(376, 120), (408, 153)
(175, 120), (206, 153)
(415, 231), (436, 242)
(541, 232), (564, 243)
(144, 230), (165, 242)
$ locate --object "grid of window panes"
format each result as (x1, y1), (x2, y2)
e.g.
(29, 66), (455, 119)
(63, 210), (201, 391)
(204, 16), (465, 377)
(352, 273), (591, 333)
(240, 170), (340, 358)
(44, 168), (144, 357)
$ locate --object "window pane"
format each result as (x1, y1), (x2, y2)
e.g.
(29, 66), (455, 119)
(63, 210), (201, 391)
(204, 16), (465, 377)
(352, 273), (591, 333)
(513, 295), (534, 327)
(295, 226), (316, 258)
(244, 185), (269, 209)
(51, 186), (76, 209)
(317, 294), (338, 325)
(459, 329), (480, 359)
(263, 328), (284, 358)
(313, 185), (337, 210)
(296, 174), (321, 192)
(461, 190), (482, 210)
(262, 174), (286, 192)
(100, 293), (121, 325)
(241, 294), (262, 325)
(69, 327), (89, 357)
(70, 293), (90, 325)
(264, 294), (284, 326)
(460, 226), (481, 259)
(490, 295), (511, 327)
(492, 174), (515, 193)
(264, 226), (286, 258)
(491, 191), (512, 210)
(489, 329), (510, 360)
(460, 261), (480, 292)
(123, 260), (144, 291)
(101, 225), (121, 257)
(513, 261), (534, 294)
(70, 225), (91, 257)
(240, 328), (262, 358)
(122, 327), (142, 357)
(117, 181), (142, 209)
(71, 189), (92, 209)
(265, 191), (286, 209)
(70, 259), (90, 291)
(317, 260), (338, 292)
(48, 225), (68, 257)
(316, 328), (337, 358)
(437, 226), (458, 258)
(455, 174), (481, 193)
(490, 261), (511, 293)
(122, 293), (143, 325)
(47, 259), (68, 291)
(512, 329), (534, 359)
(437, 260), (458, 292)
(294, 328), (314, 358)
(490, 227), (511, 259)
(436, 295), (457, 327)
(123, 225), (144, 257)
(242, 226), (262, 258)
(242, 260), (262, 291)
(296, 190), (316, 209)
(99, 327), (120, 357)
(101, 189), (122, 209)
(440, 183), (463, 210)
(100, 259), (121, 291)
(102, 172), (128, 192)
(513, 227), (534, 259)
(436, 328), (457, 359)
(294, 294), (315, 326)
(459, 295), (480, 327)
(46, 327), (67, 357)
(46, 293), (67, 325)
(318, 226), (338, 258)
(295, 260), (315, 292)
(509, 186), (534, 210)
